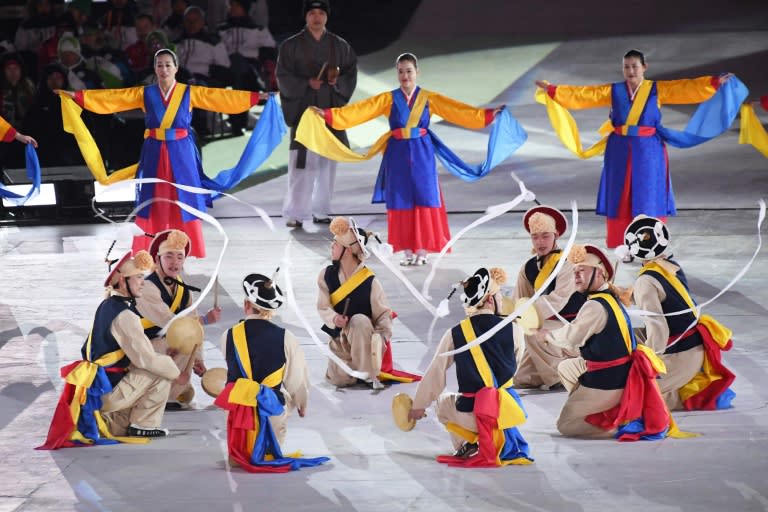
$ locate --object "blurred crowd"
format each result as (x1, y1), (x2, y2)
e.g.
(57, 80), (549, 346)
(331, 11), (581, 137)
(1, 0), (277, 168)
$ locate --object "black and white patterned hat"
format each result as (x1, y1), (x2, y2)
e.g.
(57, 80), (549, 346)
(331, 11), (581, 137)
(242, 271), (284, 310)
(624, 215), (670, 260)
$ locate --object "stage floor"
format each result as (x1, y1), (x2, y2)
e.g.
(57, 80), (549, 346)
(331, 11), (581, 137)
(1, 1), (767, 510)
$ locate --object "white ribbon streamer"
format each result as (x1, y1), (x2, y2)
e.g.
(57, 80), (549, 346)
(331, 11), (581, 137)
(369, 243), (438, 316)
(628, 199), (766, 351)
(281, 239), (369, 380)
(439, 201), (579, 357)
(421, 178), (536, 300)
(91, 178), (276, 335)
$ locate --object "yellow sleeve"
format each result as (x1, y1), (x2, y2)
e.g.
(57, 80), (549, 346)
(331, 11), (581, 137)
(656, 76), (717, 105)
(552, 84), (612, 109)
(190, 86), (255, 114)
(0, 115), (15, 142)
(82, 87), (145, 113)
(427, 91), (489, 129)
(327, 92), (391, 130)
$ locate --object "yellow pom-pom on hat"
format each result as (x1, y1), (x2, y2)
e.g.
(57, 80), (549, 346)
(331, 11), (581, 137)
(104, 249), (155, 287)
(488, 266), (507, 295)
(149, 229), (191, 258)
(570, 244), (614, 282)
(523, 205), (567, 236)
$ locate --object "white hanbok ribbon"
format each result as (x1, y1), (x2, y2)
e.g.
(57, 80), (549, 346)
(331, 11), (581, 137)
(626, 199), (765, 351)
(281, 239), (369, 380)
(92, 178), (275, 335)
(439, 201), (579, 357)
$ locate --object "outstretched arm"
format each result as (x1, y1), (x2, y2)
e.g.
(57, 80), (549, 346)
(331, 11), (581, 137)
(535, 80), (612, 109)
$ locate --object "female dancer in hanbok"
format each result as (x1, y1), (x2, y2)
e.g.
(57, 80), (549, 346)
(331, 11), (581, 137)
(535, 49), (742, 253)
(58, 49), (267, 258)
(305, 53), (511, 266)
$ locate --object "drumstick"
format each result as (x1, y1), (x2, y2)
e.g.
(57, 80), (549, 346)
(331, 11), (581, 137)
(315, 62), (327, 81)
(342, 298), (351, 318)
(213, 277), (219, 309)
(182, 343), (199, 376)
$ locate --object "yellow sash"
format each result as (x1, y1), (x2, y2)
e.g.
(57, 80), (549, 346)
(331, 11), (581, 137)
(447, 318), (530, 465)
(639, 261), (698, 317)
(294, 89), (432, 163)
(228, 321), (285, 440)
(739, 103), (768, 158)
(60, 95), (138, 184)
(329, 267), (375, 307)
(140, 279), (186, 330)
(535, 80), (653, 159)
(590, 292), (634, 355)
(533, 252), (562, 291)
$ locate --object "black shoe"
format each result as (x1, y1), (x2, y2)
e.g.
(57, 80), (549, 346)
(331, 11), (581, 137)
(285, 219), (303, 228)
(452, 442), (478, 459)
(165, 401), (185, 411)
(546, 382), (566, 392)
(127, 424), (169, 438)
(313, 215), (332, 224)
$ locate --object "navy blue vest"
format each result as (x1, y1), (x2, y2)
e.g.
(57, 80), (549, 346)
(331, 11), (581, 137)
(321, 264), (374, 338)
(80, 296), (133, 386)
(524, 252), (586, 320)
(578, 294), (632, 390)
(451, 314), (517, 412)
(142, 272), (190, 339)
(642, 263), (702, 354)
(225, 319), (287, 405)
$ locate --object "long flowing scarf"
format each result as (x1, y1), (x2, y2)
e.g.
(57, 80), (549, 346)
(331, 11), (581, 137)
(738, 103), (768, 158)
(535, 77), (748, 158)
(294, 101), (527, 182)
(0, 144), (41, 206)
(59, 93), (286, 192)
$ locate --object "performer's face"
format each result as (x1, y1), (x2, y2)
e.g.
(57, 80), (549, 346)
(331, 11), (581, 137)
(574, 264), (603, 292)
(530, 231), (556, 257)
(154, 54), (177, 82)
(330, 240), (344, 260)
(305, 8), (327, 31)
(622, 57), (647, 87)
(159, 251), (185, 278)
(125, 274), (145, 297)
(397, 61), (418, 92)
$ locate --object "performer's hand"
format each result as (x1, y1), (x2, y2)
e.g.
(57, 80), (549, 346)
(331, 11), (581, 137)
(534, 329), (549, 343)
(534, 80), (550, 89)
(408, 408), (426, 421)
(309, 106), (324, 116)
(174, 370), (191, 387)
(193, 359), (207, 376)
(308, 77), (323, 90)
(333, 314), (348, 328)
(492, 105), (505, 117)
(54, 89), (75, 98)
(166, 347), (179, 358)
(204, 306), (221, 325)
(14, 132), (38, 147)
(297, 406), (306, 418)
(718, 73), (734, 84)
(258, 91), (269, 102)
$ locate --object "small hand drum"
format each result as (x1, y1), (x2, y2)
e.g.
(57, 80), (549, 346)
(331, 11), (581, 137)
(514, 297), (541, 334)
(166, 316), (204, 355)
(201, 367), (227, 398)
(391, 393), (416, 432)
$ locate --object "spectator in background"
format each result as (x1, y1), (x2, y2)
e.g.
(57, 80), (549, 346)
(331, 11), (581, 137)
(176, 5), (230, 138)
(218, 0), (275, 135)
(0, 54), (36, 168)
(126, 13), (155, 80)
(161, 0), (189, 43)
(14, 0), (57, 81)
(57, 32), (102, 90)
(38, 12), (79, 73)
(23, 63), (84, 166)
(248, 0), (269, 29)
(80, 23), (127, 87)
(0, 54), (35, 128)
(133, 29), (174, 83)
(99, 0), (138, 51)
